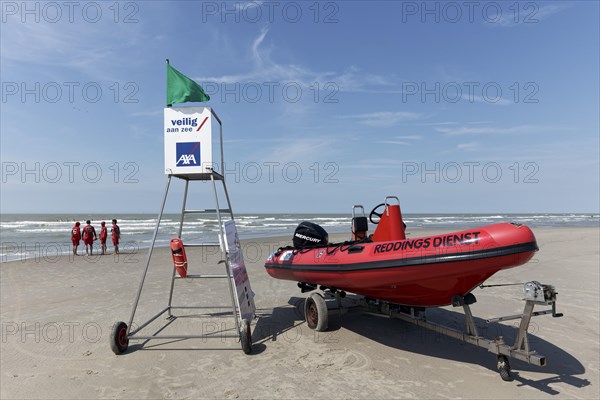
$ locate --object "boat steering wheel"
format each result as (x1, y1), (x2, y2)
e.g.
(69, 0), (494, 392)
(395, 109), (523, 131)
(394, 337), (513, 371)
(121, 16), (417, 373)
(369, 203), (386, 224)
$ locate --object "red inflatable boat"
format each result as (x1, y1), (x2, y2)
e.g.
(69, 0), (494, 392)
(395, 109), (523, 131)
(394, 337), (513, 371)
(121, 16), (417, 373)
(264, 197), (538, 307)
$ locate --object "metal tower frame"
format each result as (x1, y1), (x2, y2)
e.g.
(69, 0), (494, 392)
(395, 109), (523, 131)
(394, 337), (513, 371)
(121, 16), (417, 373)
(110, 109), (253, 355)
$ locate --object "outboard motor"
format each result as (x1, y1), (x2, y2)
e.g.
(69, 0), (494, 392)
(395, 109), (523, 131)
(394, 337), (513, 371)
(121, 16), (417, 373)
(293, 221), (329, 249)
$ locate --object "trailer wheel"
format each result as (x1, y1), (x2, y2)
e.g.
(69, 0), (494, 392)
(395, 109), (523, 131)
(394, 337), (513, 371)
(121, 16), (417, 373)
(497, 355), (513, 381)
(240, 320), (252, 355)
(110, 321), (129, 355)
(305, 293), (328, 331)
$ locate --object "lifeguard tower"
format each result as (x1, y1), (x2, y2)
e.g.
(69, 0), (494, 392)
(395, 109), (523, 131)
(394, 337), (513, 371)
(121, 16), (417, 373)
(110, 106), (255, 354)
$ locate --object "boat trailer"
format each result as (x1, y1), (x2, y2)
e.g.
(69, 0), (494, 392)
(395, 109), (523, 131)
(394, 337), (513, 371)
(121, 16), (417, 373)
(301, 281), (563, 381)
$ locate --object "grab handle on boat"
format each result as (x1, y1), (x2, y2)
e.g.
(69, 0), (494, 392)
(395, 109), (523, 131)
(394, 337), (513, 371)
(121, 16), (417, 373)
(352, 205), (365, 219)
(384, 196), (400, 216)
(348, 245), (364, 254)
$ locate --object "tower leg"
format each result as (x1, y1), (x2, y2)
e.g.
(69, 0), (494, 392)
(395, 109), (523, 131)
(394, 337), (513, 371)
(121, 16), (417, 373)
(221, 179), (235, 219)
(211, 175), (241, 336)
(127, 175), (172, 332)
(166, 178), (190, 317)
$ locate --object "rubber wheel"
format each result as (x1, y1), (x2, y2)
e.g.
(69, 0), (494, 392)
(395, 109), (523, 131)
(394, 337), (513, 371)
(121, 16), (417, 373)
(240, 320), (252, 355)
(110, 321), (129, 355)
(497, 355), (513, 381)
(304, 293), (328, 332)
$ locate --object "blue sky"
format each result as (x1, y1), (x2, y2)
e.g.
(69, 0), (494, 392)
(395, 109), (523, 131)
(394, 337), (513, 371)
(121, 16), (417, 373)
(1, 1), (599, 213)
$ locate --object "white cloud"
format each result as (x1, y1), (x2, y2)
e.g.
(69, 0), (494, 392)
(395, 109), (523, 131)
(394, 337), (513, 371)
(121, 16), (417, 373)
(194, 28), (544, 109)
(1, 18), (143, 80)
(235, 0), (265, 13)
(252, 26), (270, 66)
(337, 111), (424, 127)
(132, 110), (163, 117)
(461, 94), (512, 106)
(371, 134), (422, 146)
(195, 29), (396, 93)
(259, 136), (339, 164)
(395, 135), (422, 140)
(436, 124), (547, 136)
(376, 141), (411, 146)
(490, 4), (569, 28)
(457, 142), (480, 151)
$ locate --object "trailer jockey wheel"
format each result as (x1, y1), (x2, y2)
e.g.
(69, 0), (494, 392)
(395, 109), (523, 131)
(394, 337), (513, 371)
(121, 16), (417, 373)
(239, 319), (253, 354)
(369, 203), (386, 224)
(497, 355), (513, 381)
(305, 293), (328, 332)
(110, 321), (129, 355)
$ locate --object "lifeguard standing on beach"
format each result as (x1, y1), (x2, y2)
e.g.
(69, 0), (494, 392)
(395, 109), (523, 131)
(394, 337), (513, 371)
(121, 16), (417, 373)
(71, 221), (81, 256)
(99, 221), (108, 255)
(111, 219), (120, 254)
(82, 220), (97, 256)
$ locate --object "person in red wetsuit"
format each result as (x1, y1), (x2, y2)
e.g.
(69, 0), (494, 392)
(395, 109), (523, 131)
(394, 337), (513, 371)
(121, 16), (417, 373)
(71, 221), (81, 256)
(111, 219), (120, 255)
(82, 220), (98, 256)
(99, 221), (108, 255)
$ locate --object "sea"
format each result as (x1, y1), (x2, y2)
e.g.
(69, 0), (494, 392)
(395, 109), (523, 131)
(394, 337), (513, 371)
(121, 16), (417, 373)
(1, 213), (598, 262)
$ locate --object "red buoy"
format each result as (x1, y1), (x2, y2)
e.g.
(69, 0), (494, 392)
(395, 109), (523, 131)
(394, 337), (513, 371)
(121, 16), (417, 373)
(170, 238), (188, 278)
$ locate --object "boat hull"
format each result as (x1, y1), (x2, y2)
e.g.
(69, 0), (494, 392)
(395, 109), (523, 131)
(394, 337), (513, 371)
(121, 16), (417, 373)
(264, 223), (538, 307)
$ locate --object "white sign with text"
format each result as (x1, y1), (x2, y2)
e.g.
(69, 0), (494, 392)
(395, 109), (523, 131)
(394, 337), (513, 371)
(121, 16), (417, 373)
(223, 220), (256, 323)
(164, 106), (212, 175)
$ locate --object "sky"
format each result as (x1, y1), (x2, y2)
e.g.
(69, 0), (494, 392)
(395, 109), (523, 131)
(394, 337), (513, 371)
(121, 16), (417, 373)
(1, 0), (599, 214)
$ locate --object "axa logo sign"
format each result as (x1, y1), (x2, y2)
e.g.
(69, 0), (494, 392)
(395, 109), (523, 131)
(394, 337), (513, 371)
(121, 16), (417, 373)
(176, 142), (201, 167)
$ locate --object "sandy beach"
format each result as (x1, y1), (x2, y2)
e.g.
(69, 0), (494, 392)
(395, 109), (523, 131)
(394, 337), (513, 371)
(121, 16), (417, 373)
(1, 227), (598, 399)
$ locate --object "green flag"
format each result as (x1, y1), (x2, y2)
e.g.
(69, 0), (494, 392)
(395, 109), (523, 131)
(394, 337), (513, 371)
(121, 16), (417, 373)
(166, 61), (210, 106)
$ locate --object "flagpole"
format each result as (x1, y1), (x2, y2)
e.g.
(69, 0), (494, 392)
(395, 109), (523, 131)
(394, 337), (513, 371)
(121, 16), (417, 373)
(166, 59), (171, 107)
